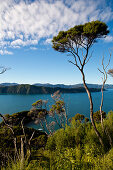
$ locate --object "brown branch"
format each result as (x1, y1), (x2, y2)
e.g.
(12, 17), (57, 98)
(21, 118), (27, 144)
(68, 40), (82, 66)
(82, 46), (89, 69)
(85, 51), (93, 65)
(98, 54), (112, 147)
(0, 113), (18, 159)
(0, 113), (14, 135)
(68, 60), (81, 70)
(28, 131), (35, 145)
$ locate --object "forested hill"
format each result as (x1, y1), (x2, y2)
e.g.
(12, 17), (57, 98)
(0, 84), (101, 94)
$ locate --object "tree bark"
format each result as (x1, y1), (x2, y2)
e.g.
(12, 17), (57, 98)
(20, 137), (24, 169)
(81, 70), (104, 147)
(100, 81), (105, 131)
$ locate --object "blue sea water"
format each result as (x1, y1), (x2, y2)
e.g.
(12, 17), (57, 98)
(0, 89), (113, 116)
(0, 89), (113, 128)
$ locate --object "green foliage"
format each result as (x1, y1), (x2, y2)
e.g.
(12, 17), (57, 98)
(69, 113), (89, 124)
(3, 158), (29, 170)
(0, 124), (47, 168)
(1, 110), (113, 169)
(32, 99), (43, 107)
(83, 21), (109, 37)
(50, 100), (65, 115)
(45, 136), (56, 151)
(2, 111), (31, 126)
(72, 113), (84, 121)
(31, 135), (47, 149)
(1, 111), (113, 169)
(93, 110), (106, 122)
(44, 112), (113, 169)
(85, 117), (89, 122)
(52, 20), (109, 52)
(46, 127), (76, 151)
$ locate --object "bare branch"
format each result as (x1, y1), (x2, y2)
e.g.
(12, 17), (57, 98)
(68, 40), (82, 66)
(98, 68), (104, 76)
(0, 66), (10, 74)
(105, 53), (111, 70)
(98, 53), (111, 133)
(68, 60), (81, 70)
(21, 117), (27, 144)
(82, 45), (89, 70)
(0, 113), (18, 158)
(28, 131), (35, 145)
(0, 113), (14, 135)
(85, 51), (93, 65)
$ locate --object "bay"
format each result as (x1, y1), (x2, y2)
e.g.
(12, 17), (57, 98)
(0, 89), (113, 118)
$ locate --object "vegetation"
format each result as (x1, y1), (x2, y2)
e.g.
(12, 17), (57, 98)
(0, 122), (47, 168)
(0, 111), (113, 169)
(1, 111), (32, 126)
(28, 90), (67, 135)
(0, 84), (101, 94)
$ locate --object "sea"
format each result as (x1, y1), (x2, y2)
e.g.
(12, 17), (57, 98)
(0, 89), (113, 129)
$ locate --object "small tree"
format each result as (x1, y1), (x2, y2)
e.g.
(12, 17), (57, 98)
(52, 20), (109, 147)
(28, 100), (50, 135)
(50, 90), (68, 127)
(68, 113), (89, 124)
(29, 91), (67, 134)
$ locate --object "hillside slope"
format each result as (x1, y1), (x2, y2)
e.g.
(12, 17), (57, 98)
(0, 84), (101, 94)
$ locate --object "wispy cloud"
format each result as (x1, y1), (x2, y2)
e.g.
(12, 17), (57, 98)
(104, 35), (113, 42)
(0, 50), (13, 55)
(29, 47), (38, 50)
(44, 38), (52, 45)
(0, 0), (112, 54)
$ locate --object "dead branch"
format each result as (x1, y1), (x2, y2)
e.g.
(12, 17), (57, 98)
(0, 113), (18, 159)
(98, 54), (112, 147)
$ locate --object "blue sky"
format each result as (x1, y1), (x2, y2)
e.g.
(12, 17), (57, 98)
(0, 0), (113, 85)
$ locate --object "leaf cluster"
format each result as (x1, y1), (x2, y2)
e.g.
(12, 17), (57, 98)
(50, 100), (65, 115)
(93, 111), (106, 122)
(52, 20), (109, 52)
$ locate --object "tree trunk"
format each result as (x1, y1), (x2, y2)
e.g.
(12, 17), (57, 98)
(100, 81), (105, 131)
(13, 137), (19, 161)
(81, 70), (104, 147)
(44, 118), (52, 135)
(53, 116), (62, 128)
(20, 137), (24, 169)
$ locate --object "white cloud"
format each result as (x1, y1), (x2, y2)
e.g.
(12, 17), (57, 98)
(10, 39), (38, 47)
(30, 47), (38, 50)
(0, 49), (13, 55)
(104, 35), (113, 42)
(44, 38), (52, 45)
(0, 0), (112, 54)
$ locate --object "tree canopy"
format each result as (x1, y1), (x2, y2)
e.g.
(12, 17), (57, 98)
(52, 20), (109, 54)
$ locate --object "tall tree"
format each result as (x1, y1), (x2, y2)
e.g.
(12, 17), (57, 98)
(52, 20), (109, 147)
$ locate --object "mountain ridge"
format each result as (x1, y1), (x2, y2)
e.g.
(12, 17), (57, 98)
(0, 83), (113, 89)
(0, 84), (102, 94)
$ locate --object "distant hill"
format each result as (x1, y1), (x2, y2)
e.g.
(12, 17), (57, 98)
(33, 83), (113, 89)
(1, 82), (113, 89)
(0, 84), (101, 94)
(0, 83), (19, 86)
